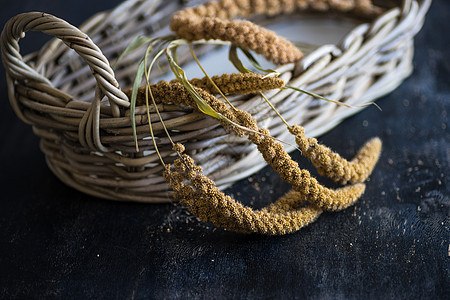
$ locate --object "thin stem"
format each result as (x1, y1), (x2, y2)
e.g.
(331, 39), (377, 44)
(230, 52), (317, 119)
(189, 43), (237, 111)
(144, 85), (166, 167)
(259, 91), (291, 128)
(225, 117), (301, 152)
(144, 43), (185, 162)
(142, 45), (167, 166)
(286, 85), (382, 111)
(145, 68), (176, 147)
(361, 101), (382, 111)
(285, 85), (352, 108)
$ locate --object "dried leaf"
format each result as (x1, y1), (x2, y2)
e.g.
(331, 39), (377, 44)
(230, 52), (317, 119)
(286, 85), (352, 108)
(240, 47), (279, 75)
(166, 43), (224, 121)
(228, 45), (251, 74)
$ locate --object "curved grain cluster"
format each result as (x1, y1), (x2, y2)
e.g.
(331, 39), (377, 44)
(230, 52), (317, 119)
(164, 152), (323, 235)
(127, 73), (285, 106)
(170, 0), (383, 64)
(128, 79), (383, 234)
(289, 125), (382, 184)
(186, 73), (285, 95)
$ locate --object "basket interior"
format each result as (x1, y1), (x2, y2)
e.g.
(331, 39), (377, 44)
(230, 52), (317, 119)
(36, 6), (369, 103)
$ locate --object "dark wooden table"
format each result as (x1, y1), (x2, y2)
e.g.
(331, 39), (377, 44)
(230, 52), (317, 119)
(0, 0), (448, 298)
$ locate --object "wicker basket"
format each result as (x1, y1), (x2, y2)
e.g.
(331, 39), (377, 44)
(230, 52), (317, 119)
(1, 0), (431, 203)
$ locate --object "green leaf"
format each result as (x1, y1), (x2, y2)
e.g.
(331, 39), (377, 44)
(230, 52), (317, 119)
(189, 43), (236, 110)
(228, 45), (251, 74)
(166, 43), (224, 121)
(113, 36), (154, 70)
(240, 48), (279, 75)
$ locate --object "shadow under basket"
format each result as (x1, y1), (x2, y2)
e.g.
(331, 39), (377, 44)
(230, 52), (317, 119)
(1, 0), (431, 203)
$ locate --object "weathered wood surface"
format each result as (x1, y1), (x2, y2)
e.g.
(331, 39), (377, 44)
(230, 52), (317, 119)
(0, 0), (448, 298)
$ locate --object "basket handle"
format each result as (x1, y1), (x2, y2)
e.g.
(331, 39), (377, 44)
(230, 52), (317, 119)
(1, 12), (129, 118)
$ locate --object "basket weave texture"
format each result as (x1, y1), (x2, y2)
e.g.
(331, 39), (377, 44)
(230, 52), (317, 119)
(1, 0), (431, 203)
